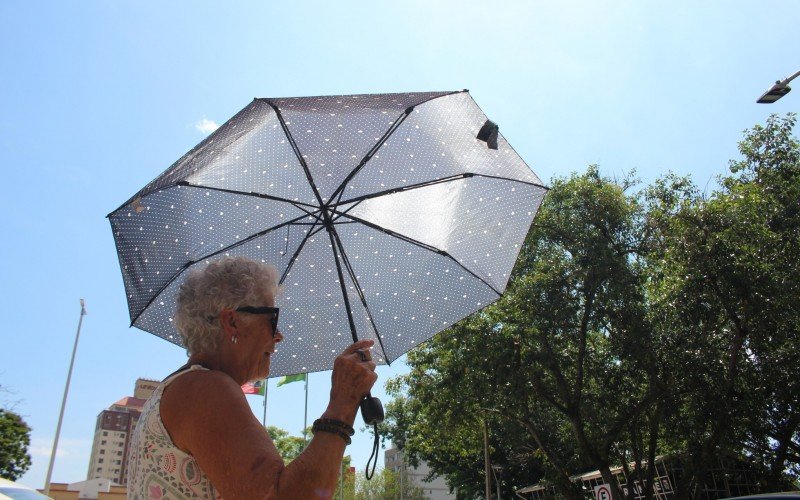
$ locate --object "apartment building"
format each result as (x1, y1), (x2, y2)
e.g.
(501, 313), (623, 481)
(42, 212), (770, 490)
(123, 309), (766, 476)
(85, 378), (158, 485)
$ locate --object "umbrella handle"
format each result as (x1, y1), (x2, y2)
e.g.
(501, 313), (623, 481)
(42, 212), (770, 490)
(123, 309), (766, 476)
(360, 392), (384, 425)
(361, 393), (383, 481)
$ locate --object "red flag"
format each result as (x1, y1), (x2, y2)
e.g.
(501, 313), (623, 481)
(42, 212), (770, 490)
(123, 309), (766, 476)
(241, 380), (266, 396)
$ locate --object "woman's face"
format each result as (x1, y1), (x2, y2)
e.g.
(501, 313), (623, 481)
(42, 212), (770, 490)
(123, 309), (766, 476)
(237, 291), (284, 382)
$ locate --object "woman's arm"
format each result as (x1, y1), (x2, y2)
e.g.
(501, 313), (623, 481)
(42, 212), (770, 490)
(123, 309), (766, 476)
(161, 339), (377, 499)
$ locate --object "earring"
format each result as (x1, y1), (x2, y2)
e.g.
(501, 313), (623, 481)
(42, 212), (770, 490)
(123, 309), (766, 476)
(230, 335), (238, 344)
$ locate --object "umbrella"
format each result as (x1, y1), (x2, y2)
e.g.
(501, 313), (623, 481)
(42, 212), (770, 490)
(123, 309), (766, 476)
(109, 90), (547, 378)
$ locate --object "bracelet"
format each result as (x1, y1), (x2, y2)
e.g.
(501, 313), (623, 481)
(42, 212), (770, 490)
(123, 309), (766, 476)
(313, 418), (355, 436)
(312, 422), (352, 445)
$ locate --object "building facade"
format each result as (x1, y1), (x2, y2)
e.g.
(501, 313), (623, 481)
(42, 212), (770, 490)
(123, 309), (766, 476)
(85, 378), (158, 485)
(385, 446), (455, 500)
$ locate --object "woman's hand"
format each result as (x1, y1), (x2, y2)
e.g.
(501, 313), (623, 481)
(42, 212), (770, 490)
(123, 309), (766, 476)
(326, 339), (378, 423)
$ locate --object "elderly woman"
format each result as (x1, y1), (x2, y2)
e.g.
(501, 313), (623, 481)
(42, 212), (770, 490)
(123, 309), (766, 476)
(126, 257), (377, 499)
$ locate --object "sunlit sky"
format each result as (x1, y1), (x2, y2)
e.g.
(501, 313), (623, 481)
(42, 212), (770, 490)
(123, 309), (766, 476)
(1, 1), (797, 490)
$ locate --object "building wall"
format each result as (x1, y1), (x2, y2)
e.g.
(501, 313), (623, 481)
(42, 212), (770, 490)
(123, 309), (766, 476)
(41, 481), (126, 500)
(133, 379), (158, 400)
(86, 410), (134, 484)
(86, 396), (144, 485)
(40, 483), (80, 500)
(384, 446), (455, 500)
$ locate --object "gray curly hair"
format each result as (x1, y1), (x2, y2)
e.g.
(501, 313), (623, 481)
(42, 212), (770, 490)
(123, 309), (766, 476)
(175, 257), (280, 356)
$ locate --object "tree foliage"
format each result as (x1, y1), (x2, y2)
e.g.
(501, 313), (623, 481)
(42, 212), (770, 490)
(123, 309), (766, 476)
(645, 113), (800, 494)
(0, 408), (32, 480)
(383, 114), (800, 499)
(266, 425), (307, 464)
(267, 425), (355, 498)
(387, 166), (661, 499)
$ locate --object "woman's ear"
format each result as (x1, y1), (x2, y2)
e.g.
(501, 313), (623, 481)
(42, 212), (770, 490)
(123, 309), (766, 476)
(218, 309), (237, 334)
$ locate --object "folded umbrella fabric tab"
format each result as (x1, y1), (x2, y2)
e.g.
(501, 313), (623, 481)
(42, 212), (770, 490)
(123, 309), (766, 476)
(477, 119), (499, 149)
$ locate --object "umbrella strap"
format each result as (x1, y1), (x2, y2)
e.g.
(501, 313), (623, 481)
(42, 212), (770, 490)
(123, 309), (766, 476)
(365, 423), (379, 480)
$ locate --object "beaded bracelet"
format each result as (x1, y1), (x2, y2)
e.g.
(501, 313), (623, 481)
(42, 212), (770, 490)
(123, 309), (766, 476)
(313, 418), (355, 436)
(312, 421), (352, 445)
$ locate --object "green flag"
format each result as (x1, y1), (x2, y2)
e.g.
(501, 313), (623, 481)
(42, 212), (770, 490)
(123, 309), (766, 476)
(277, 373), (306, 387)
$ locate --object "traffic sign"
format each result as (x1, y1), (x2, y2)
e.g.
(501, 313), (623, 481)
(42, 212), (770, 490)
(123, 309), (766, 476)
(594, 484), (613, 500)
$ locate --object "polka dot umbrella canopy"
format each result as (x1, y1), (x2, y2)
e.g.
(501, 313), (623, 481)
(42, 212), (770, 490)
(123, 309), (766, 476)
(108, 90), (547, 378)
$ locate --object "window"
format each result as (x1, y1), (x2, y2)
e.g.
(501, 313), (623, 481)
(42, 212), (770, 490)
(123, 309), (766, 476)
(103, 431), (108, 436)
(100, 450), (105, 455)
(96, 468), (101, 472)
(101, 440), (107, 445)
(99, 459), (104, 464)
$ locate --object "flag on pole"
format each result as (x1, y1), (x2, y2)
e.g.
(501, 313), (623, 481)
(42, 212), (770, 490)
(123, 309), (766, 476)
(241, 379), (267, 396)
(277, 373), (306, 387)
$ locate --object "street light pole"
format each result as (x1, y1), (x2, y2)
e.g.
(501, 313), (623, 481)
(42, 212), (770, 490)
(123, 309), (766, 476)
(757, 69), (800, 103)
(44, 299), (87, 497)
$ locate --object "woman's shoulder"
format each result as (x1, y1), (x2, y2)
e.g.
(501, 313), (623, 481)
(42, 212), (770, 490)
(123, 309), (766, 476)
(160, 368), (251, 450)
(165, 368), (243, 403)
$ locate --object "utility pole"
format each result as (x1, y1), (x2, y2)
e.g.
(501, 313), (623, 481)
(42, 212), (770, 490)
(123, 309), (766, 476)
(484, 419), (492, 500)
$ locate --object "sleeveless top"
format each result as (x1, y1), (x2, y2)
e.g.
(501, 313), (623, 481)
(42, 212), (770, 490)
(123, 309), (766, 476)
(126, 365), (222, 500)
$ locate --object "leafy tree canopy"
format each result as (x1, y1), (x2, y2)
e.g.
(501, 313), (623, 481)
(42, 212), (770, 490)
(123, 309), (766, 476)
(0, 408), (32, 481)
(383, 114), (800, 498)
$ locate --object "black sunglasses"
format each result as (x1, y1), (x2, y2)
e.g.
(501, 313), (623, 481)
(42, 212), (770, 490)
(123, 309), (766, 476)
(235, 306), (280, 337)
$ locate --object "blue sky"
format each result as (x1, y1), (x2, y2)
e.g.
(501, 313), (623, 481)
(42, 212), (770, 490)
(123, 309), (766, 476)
(1, 0), (797, 490)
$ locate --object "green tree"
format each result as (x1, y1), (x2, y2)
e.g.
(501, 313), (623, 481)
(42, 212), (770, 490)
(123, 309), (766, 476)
(267, 426), (355, 498)
(645, 113), (800, 494)
(387, 168), (667, 499)
(0, 408), (32, 480)
(333, 455), (355, 499)
(266, 425), (306, 464)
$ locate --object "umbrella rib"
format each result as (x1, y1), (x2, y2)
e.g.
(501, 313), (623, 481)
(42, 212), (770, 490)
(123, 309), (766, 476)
(328, 90), (468, 207)
(278, 220), (347, 285)
(277, 217), (324, 286)
(336, 173), (547, 207)
(174, 181), (319, 213)
(336, 174), (473, 206)
(129, 212), (317, 327)
(327, 223), (391, 364)
(261, 101), (327, 208)
(331, 210), (504, 297)
(108, 99), (265, 215)
(469, 173), (548, 190)
(329, 107), (414, 206)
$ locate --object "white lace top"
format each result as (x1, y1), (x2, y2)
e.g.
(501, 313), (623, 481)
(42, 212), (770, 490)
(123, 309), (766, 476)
(126, 365), (222, 500)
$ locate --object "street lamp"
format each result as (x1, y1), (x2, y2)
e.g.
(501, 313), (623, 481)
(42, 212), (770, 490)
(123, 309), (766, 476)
(757, 70), (800, 103)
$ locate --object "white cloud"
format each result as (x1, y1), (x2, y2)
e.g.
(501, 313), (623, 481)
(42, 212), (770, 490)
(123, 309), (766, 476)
(195, 117), (219, 135)
(29, 445), (66, 458)
(28, 437), (92, 458)
(22, 437), (93, 488)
